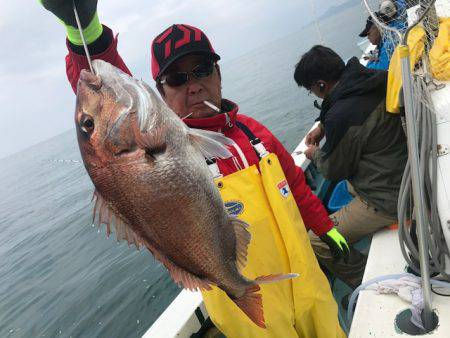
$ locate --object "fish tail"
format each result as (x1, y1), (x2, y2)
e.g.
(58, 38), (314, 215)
(254, 273), (299, 284)
(230, 274), (299, 327)
(230, 284), (266, 328)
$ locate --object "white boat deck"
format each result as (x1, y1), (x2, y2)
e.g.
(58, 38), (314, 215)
(434, 83), (450, 257)
(350, 228), (450, 337)
(142, 290), (205, 338)
(350, 82), (450, 337)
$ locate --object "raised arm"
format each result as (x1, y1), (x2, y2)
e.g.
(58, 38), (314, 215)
(40, 0), (131, 93)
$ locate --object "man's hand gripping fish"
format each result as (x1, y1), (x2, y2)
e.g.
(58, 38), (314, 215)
(75, 60), (297, 328)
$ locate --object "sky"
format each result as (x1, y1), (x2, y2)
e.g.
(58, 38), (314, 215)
(0, 0), (350, 159)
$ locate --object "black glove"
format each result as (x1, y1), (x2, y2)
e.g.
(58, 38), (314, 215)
(40, 0), (104, 48)
(40, 0), (98, 28)
(319, 228), (350, 263)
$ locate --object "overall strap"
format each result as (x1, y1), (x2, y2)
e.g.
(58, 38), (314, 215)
(235, 121), (269, 159)
(206, 120), (269, 177)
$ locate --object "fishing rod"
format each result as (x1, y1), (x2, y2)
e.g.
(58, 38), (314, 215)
(308, 0), (325, 45)
(72, 0), (95, 74)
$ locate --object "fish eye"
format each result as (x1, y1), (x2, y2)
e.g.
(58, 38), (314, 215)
(80, 114), (95, 133)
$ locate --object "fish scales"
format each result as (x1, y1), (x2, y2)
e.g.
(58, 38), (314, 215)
(74, 60), (296, 328)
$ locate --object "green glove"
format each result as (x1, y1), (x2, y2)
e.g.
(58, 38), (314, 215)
(319, 227), (350, 263)
(39, 0), (102, 45)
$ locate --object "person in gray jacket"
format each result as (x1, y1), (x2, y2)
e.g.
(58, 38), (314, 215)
(294, 45), (407, 289)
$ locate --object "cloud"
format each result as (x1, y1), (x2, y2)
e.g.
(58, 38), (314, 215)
(1, 0), (340, 159)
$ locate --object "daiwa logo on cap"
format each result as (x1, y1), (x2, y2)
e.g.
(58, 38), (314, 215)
(225, 201), (244, 216)
(151, 24), (220, 80)
(277, 180), (290, 198)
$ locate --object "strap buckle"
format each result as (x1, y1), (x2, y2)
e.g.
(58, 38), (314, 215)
(251, 138), (269, 158)
(206, 158), (222, 178)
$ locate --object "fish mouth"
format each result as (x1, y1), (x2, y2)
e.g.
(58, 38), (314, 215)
(79, 69), (102, 89)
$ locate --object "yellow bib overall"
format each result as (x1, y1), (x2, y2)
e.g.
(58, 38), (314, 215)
(201, 147), (345, 337)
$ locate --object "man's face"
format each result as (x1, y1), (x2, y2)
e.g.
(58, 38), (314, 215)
(367, 25), (381, 45)
(160, 54), (222, 119)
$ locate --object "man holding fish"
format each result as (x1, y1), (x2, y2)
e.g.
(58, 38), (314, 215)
(40, 1), (347, 337)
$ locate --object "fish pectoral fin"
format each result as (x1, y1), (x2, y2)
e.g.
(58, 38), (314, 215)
(134, 123), (167, 157)
(188, 128), (235, 160)
(145, 242), (212, 291)
(92, 190), (144, 249)
(254, 273), (299, 284)
(230, 217), (251, 272)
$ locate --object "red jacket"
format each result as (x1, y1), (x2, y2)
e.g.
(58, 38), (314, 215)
(65, 27), (333, 236)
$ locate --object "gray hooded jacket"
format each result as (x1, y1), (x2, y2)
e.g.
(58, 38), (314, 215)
(312, 58), (407, 217)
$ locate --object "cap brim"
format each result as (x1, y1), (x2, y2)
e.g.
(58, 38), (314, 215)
(157, 50), (220, 80)
(359, 29), (369, 37)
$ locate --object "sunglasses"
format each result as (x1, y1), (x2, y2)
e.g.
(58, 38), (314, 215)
(160, 62), (215, 87)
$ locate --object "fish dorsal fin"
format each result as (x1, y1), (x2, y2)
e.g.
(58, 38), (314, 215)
(92, 190), (144, 249)
(231, 217), (251, 272)
(188, 128), (235, 160)
(145, 241), (212, 291)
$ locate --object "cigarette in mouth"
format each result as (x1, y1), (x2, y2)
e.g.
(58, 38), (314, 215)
(203, 100), (221, 113)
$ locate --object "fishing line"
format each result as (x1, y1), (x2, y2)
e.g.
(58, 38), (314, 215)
(73, 0), (95, 74)
(307, 0), (325, 44)
(44, 159), (82, 164)
(181, 112), (193, 119)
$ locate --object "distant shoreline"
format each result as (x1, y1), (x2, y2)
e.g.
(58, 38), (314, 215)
(302, 0), (361, 29)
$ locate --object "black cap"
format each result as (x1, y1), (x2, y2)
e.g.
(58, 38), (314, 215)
(151, 24), (220, 80)
(359, 12), (389, 37)
(359, 16), (374, 37)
